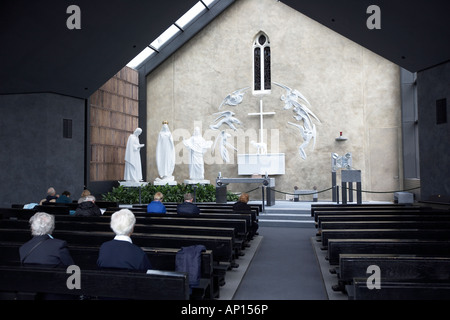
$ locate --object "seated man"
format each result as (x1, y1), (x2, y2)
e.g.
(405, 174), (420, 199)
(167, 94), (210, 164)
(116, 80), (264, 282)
(97, 209), (152, 272)
(177, 193), (200, 215)
(40, 187), (59, 205)
(147, 192), (166, 214)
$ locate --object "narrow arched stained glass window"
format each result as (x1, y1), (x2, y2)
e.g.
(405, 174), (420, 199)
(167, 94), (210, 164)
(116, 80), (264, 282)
(253, 32), (271, 93)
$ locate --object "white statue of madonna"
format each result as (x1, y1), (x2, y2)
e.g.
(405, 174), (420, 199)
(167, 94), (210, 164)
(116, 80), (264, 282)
(124, 127), (145, 182)
(154, 121), (177, 185)
(183, 127), (213, 183)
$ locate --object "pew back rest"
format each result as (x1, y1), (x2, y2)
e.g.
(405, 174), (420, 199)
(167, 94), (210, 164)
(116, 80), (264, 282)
(0, 265), (189, 300)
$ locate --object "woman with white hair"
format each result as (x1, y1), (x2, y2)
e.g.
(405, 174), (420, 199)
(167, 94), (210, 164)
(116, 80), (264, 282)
(19, 212), (74, 267)
(97, 209), (152, 271)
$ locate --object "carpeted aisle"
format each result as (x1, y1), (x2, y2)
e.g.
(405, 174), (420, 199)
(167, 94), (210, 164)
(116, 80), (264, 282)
(232, 226), (328, 300)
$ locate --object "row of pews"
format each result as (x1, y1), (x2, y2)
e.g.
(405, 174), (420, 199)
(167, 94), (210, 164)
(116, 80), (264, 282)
(0, 202), (261, 300)
(312, 203), (450, 300)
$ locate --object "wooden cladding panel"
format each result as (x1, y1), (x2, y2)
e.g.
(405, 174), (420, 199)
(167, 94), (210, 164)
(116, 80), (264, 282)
(89, 66), (139, 182)
(90, 163), (125, 182)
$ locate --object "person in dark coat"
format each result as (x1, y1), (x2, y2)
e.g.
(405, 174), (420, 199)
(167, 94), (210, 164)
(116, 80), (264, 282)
(74, 195), (102, 216)
(177, 193), (200, 215)
(97, 209), (152, 272)
(56, 190), (71, 204)
(233, 193), (259, 239)
(19, 212), (76, 300)
(19, 212), (74, 267)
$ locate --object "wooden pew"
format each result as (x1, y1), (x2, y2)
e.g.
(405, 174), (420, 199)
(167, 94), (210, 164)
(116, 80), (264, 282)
(347, 278), (450, 300)
(0, 265), (189, 300)
(310, 204), (428, 217)
(313, 209), (447, 223)
(0, 208), (249, 243)
(106, 209), (254, 233)
(2, 206), (251, 239)
(320, 228), (450, 249)
(0, 228), (235, 265)
(320, 220), (450, 230)
(333, 254), (450, 292)
(317, 214), (450, 228)
(0, 218), (243, 273)
(0, 207), (36, 220)
(135, 202), (261, 215)
(0, 219), (236, 242)
(0, 242), (216, 299)
(327, 239), (450, 265)
(65, 214), (249, 241)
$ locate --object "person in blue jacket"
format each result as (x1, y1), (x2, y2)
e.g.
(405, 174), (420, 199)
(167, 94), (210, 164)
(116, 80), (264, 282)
(146, 192), (166, 214)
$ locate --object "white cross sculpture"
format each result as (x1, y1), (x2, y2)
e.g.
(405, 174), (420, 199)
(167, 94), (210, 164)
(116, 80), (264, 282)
(248, 99), (275, 154)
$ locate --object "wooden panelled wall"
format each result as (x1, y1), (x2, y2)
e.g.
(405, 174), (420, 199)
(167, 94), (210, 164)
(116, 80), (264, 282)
(89, 67), (139, 181)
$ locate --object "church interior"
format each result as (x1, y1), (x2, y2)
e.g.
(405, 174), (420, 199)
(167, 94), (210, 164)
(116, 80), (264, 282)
(1, 0), (450, 303)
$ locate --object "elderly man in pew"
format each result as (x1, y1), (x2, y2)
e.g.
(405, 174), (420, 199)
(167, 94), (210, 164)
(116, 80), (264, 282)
(97, 209), (152, 272)
(177, 193), (200, 215)
(19, 211), (76, 300)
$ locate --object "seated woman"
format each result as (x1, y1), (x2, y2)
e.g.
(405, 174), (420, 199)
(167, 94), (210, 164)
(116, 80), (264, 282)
(19, 212), (75, 300)
(20, 212), (74, 267)
(232, 193), (259, 239)
(146, 192), (166, 214)
(75, 195), (102, 216)
(97, 209), (152, 272)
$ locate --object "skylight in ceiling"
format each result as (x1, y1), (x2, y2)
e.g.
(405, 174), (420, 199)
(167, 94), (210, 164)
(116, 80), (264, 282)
(127, 46), (156, 69)
(175, 1), (208, 30)
(126, 0), (220, 69)
(150, 24), (182, 51)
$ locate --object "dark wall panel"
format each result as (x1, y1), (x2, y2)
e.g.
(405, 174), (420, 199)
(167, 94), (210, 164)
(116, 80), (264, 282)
(0, 93), (85, 207)
(417, 62), (450, 201)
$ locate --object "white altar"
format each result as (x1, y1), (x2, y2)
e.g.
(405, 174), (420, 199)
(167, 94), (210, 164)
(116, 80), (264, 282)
(237, 153), (285, 175)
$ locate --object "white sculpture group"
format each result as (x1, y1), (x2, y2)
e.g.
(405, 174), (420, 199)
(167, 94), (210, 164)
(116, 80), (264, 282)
(209, 81), (321, 162)
(123, 123), (214, 185)
(123, 82), (320, 184)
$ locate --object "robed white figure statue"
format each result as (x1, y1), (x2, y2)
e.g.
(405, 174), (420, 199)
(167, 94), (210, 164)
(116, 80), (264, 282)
(155, 121), (176, 184)
(183, 127), (213, 181)
(124, 128), (145, 182)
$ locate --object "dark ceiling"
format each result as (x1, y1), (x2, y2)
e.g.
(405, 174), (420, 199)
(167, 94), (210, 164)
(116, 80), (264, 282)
(1, 0), (449, 100)
(0, 0), (197, 99)
(280, 0), (450, 73)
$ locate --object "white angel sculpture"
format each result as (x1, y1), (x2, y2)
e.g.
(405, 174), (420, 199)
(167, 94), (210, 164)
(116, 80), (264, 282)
(218, 87), (250, 110)
(288, 121), (317, 160)
(273, 82), (321, 160)
(209, 111), (242, 131)
(212, 130), (237, 163)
